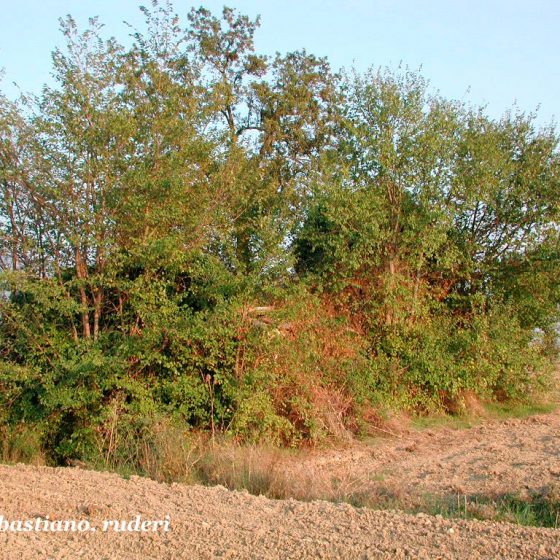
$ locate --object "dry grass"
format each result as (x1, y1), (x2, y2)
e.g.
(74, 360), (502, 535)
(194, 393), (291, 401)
(191, 440), (560, 528)
(192, 440), (387, 505)
(91, 414), (207, 483)
(0, 424), (46, 466)
(3, 414), (558, 529)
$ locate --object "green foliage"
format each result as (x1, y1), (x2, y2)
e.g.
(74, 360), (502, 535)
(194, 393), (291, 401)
(404, 491), (560, 529)
(0, 2), (558, 465)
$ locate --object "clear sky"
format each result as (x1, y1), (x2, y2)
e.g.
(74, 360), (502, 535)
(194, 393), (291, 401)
(0, 0), (558, 126)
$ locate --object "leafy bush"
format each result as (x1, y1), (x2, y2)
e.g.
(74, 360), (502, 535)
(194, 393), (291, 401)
(0, 3), (557, 466)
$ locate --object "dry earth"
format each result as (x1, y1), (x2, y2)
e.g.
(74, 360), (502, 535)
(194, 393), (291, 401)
(287, 408), (560, 502)
(1, 408), (559, 559)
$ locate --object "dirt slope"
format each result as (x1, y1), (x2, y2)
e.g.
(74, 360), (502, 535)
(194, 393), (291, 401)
(1, 408), (559, 559)
(287, 408), (560, 501)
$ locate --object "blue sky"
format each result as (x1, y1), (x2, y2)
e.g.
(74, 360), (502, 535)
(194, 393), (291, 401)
(1, 0), (558, 126)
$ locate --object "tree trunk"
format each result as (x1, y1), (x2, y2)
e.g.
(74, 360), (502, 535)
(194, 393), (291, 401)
(384, 255), (396, 327)
(6, 185), (18, 271)
(236, 229), (252, 274)
(92, 287), (102, 341)
(75, 246), (91, 339)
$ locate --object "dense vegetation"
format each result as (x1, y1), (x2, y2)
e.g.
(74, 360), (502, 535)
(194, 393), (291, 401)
(0, 2), (558, 466)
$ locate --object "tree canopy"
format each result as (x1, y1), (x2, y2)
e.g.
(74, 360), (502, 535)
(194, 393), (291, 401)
(0, 2), (558, 466)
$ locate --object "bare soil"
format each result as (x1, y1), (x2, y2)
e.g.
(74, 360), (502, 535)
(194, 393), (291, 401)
(1, 408), (559, 559)
(286, 408), (560, 503)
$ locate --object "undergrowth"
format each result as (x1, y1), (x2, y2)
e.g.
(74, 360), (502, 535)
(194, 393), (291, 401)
(2, 397), (559, 530)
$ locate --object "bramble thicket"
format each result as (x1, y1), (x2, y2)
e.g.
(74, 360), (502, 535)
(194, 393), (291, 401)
(0, 2), (558, 467)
